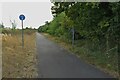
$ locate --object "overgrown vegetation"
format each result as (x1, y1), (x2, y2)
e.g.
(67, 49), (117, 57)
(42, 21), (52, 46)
(2, 29), (37, 78)
(38, 2), (120, 78)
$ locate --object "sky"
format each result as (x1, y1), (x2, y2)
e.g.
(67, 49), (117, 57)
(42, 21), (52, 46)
(1, 0), (54, 29)
(1, 0), (119, 29)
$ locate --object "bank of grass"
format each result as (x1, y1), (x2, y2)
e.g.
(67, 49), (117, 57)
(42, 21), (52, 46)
(2, 30), (37, 78)
(42, 33), (119, 78)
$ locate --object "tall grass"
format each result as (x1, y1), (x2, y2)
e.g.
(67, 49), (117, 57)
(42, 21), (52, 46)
(2, 29), (37, 78)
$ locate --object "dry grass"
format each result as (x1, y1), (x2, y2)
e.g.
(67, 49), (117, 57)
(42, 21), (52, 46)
(2, 31), (37, 78)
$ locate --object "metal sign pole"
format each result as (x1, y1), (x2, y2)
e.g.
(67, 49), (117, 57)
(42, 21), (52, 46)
(72, 27), (75, 48)
(22, 20), (24, 48)
(19, 14), (25, 49)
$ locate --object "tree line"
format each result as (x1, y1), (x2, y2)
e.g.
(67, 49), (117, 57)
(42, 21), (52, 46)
(38, 2), (120, 75)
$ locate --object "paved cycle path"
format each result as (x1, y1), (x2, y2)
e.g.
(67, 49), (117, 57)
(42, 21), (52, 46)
(36, 33), (114, 78)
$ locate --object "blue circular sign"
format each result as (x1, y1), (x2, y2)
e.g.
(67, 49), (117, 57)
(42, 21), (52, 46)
(19, 14), (25, 20)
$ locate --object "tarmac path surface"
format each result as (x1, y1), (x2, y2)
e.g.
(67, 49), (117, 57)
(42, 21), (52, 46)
(36, 33), (114, 78)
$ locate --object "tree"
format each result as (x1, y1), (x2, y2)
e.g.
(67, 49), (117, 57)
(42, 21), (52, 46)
(0, 22), (5, 28)
(26, 27), (29, 29)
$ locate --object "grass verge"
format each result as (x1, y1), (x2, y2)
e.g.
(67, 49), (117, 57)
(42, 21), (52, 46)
(2, 30), (37, 78)
(42, 33), (119, 78)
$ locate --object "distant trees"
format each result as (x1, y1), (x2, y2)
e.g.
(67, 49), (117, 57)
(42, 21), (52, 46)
(0, 22), (5, 28)
(25, 26), (36, 30)
(38, 21), (50, 33)
(26, 27), (29, 29)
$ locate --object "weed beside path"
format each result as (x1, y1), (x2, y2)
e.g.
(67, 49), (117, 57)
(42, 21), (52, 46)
(2, 31), (37, 78)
